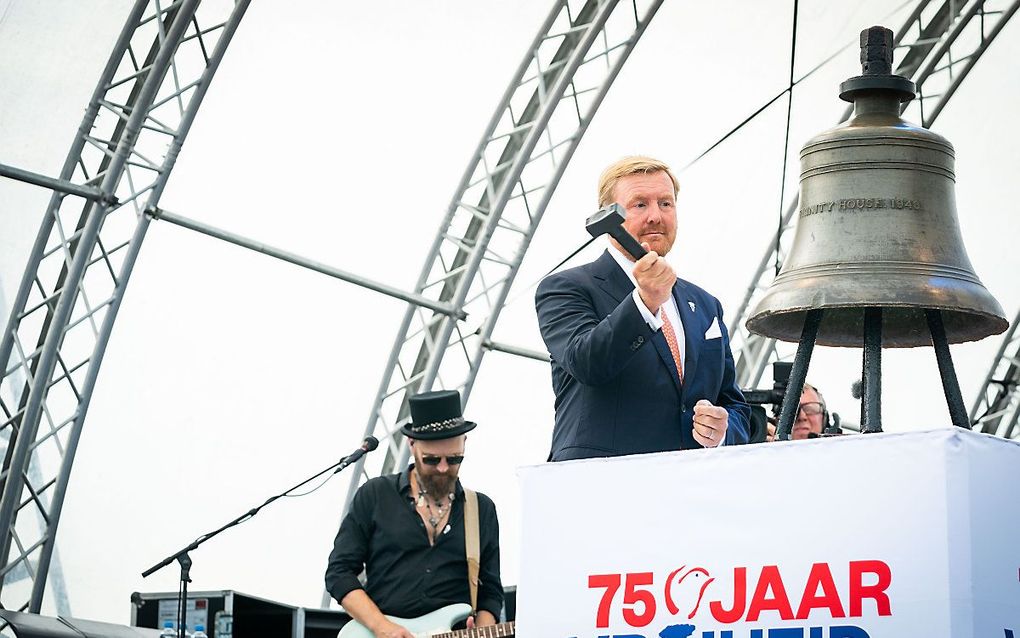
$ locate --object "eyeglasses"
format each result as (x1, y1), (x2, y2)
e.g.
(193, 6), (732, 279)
(420, 454), (465, 466)
(798, 402), (824, 416)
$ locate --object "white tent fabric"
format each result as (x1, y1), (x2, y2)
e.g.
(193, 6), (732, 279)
(1, 0), (1018, 624)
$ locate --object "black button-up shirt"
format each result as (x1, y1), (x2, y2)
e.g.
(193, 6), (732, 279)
(325, 466), (503, 620)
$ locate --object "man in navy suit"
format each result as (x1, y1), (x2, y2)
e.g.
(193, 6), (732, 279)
(536, 156), (750, 461)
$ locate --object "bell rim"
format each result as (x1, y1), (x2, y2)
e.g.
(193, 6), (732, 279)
(746, 303), (1009, 348)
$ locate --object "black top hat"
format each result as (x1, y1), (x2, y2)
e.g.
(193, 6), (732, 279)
(401, 390), (477, 440)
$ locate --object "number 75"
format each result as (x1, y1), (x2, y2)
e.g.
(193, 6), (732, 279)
(589, 572), (656, 628)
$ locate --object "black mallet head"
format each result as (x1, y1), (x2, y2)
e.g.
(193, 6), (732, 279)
(585, 203), (647, 260)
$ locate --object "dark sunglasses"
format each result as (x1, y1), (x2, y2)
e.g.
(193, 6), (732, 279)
(420, 454), (465, 466)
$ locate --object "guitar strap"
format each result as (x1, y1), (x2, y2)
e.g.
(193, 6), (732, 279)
(464, 488), (481, 614)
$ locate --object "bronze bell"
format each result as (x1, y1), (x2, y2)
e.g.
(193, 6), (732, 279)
(746, 26), (1007, 347)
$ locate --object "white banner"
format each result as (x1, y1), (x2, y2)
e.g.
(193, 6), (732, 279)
(516, 429), (1020, 638)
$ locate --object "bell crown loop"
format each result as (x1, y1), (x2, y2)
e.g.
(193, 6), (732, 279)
(839, 26), (916, 103)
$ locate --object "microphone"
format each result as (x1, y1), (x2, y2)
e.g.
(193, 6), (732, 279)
(851, 379), (863, 399)
(334, 436), (379, 474)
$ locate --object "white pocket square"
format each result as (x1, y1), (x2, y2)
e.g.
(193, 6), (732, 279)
(704, 316), (722, 340)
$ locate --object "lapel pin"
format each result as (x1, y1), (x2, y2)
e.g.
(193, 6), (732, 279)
(688, 301), (696, 312)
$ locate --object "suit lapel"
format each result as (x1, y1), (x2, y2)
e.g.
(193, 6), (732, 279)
(651, 331), (682, 395)
(591, 250), (632, 303)
(593, 251), (682, 396)
(675, 281), (699, 386)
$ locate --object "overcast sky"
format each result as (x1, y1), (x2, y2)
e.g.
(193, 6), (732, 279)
(1, 0), (1018, 625)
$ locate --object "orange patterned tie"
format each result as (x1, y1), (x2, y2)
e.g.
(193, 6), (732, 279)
(661, 312), (684, 384)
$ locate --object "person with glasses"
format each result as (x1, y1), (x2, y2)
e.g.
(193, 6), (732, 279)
(792, 384), (828, 440)
(765, 383), (829, 442)
(325, 390), (503, 637)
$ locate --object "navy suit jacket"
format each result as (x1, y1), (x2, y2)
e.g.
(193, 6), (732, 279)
(535, 250), (750, 461)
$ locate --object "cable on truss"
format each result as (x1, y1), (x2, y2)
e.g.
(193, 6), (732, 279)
(775, 0), (800, 276)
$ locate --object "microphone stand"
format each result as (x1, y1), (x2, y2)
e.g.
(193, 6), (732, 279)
(141, 442), (375, 638)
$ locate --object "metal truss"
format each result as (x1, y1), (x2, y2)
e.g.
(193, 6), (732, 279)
(337, 0), (665, 531)
(729, 0), (1020, 391)
(0, 0), (249, 614)
(970, 307), (1020, 438)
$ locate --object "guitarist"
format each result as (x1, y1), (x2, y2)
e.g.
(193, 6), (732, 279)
(325, 390), (504, 637)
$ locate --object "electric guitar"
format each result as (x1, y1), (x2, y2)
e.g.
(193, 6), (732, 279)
(336, 603), (515, 638)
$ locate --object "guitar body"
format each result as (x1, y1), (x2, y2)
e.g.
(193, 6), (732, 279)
(337, 603), (473, 638)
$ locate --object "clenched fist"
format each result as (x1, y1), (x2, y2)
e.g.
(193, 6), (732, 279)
(693, 399), (728, 448)
(633, 243), (676, 315)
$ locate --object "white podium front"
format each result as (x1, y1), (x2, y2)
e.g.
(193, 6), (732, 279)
(516, 429), (1020, 638)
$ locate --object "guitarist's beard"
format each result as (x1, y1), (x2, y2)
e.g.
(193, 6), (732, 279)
(418, 468), (458, 498)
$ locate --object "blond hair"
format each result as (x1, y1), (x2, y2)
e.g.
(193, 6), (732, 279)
(597, 156), (679, 208)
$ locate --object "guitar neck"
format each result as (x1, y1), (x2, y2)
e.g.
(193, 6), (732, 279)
(430, 621), (515, 638)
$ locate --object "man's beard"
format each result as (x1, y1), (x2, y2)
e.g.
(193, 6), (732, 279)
(418, 468), (457, 497)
